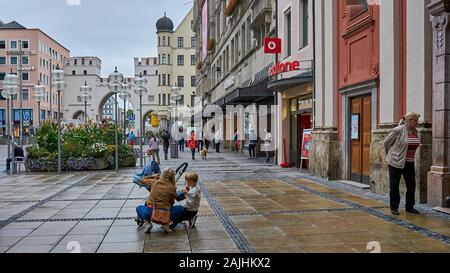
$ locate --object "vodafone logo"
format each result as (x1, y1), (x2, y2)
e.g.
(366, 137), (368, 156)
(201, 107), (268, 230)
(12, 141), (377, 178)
(264, 38), (281, 54)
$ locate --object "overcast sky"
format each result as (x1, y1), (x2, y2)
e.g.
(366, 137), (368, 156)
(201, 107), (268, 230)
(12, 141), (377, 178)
(0, 0), (193, 77)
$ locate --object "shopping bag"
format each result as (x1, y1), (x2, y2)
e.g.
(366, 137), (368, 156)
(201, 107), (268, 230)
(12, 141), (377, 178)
(151, 207), (171, 225)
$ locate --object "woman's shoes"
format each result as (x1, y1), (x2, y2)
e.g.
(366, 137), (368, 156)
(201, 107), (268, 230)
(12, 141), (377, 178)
(391, 210), (400, 216)
(406, 208), (420, 215)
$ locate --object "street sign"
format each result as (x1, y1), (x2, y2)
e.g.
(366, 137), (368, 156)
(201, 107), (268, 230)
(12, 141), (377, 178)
(129, 114), (136, 121)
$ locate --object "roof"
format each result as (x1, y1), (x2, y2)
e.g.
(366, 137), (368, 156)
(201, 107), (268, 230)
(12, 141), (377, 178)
(0, 20), (26, 29)
(156, 13), (174, 33)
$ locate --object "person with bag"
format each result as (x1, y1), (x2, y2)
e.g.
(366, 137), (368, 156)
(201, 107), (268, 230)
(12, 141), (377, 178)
(135, 168), (177, 233)
(149, 134), (160, 164)
(383, 112), (421, 216)
(188, 130), (197, 160)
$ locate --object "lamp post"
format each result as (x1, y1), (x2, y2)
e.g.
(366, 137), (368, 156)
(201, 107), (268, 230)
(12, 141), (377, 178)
(33, 81), (45, 127)
(119, 82), (132, 145)
(80, 81), (92, 124)
(134, 73), (147, 167)
(171, 86), (181, 158)
(51, 65), (66, 174)
(108, 67), (124, 172)
(3, 72), (20, 175)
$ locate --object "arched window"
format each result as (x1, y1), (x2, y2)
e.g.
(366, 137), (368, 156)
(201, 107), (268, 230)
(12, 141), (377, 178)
(346, 0), (368, 19)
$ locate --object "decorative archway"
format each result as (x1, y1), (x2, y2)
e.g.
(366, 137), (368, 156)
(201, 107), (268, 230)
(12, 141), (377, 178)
(72, 110), (86, 120)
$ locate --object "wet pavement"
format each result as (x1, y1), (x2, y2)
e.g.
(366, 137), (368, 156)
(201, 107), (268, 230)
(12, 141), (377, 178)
(0, 148), (449, 253)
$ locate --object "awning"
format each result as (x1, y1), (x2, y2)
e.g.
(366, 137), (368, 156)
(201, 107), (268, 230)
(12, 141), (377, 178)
(268, 69), (314, 92)
(224, 76), (273, 105)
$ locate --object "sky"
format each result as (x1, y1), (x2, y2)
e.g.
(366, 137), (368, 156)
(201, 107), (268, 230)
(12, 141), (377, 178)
(0, 0), (194, 77)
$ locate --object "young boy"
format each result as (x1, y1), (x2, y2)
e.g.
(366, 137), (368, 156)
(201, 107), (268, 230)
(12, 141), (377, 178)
(170, 172), (201, 229)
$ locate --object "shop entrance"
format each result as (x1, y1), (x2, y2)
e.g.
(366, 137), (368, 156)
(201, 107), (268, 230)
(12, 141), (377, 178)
(350, 95), (371, 184)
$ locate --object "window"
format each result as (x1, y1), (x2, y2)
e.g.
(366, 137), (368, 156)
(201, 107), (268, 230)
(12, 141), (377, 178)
(177, 76), (184, 87)
(158, 36), (161, 46)
(84, 70), (87, 75)
(347, 0), (369, 19)
(10, 56), (17, 65)
(0, 57), (6, 65)
(180, 95), (184, 105)
(177, 55), (184, 66)
(191, 76), (196, 87)
(163, 36), (166, 46)
(22, 56), (29, 65)
(168, 54), (171, 64)
(162, 74), (166, 86)
(191, 37), (196, 48)
(168, 74), (171, 86)
(0, 72), (5, 80)
(163, 94), (166, 106)
(178, 37), (184, 48)
(191, 55), (196, 65)
(159, 94), (161, 105)
(21, 40), (29, 49)
(168, 37), (171, 46)
(300, 0), (309, 48)
(148, 95), (155, 102)
(158, 74), (161, 85)
(22, 89), (29, 100)
(144, 70), (147, 75)
(22, 72), (29, 81)
(10, 41), (18, 49)
(285, 11), (292, 57)
(74, 59), (77, 65)
(72, 70), (76, 75)
(41, 110), (45, 120)
(162, 54), (167, 64)
(0, 40), (5, 49)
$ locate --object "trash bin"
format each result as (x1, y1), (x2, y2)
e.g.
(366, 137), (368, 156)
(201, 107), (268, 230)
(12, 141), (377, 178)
(170, 143), (178, 158)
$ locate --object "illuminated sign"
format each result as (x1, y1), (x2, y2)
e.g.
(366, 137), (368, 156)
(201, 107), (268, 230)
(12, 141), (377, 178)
(269, 61), (300, 77)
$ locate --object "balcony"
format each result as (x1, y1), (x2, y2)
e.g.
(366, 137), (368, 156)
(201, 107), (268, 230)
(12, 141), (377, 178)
(250, 0), (272, 29)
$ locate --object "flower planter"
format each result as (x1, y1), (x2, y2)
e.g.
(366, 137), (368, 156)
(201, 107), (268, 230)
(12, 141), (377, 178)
(89, 158), (108, 171)
(25, 159), (47, 172)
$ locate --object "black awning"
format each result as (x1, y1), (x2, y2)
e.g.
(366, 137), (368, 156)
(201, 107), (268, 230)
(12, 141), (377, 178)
(268, 70), (314, 92)
(224, 77), (274, 105)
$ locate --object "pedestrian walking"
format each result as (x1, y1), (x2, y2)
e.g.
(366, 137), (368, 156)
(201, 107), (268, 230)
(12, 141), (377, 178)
(188, 130), (197, 160)
(162, 130), (171, 160)
(233, 129), (240, 152)
(197, 128), (203, 152)
(248, 129), (257, 159)
(179, 136), (185, 152)
(264, 129), (272, 164)
(128, 131), (136, 146)
(383, 112), (421, 216)
(149, 134), (160, 164)
(214, 129), (221, 153)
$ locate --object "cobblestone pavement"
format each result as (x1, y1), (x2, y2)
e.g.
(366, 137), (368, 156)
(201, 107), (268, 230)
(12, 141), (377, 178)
(0, 148), (449, 253)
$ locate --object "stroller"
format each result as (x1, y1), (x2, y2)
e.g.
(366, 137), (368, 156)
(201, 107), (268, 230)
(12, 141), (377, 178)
(133, 162), (198, 228)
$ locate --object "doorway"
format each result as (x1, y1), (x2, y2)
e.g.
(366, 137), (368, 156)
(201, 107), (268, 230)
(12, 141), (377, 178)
(350, 95), (371, 184)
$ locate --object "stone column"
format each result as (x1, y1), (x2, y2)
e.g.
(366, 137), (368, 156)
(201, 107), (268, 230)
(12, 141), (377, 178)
(428, 0), (450, 208)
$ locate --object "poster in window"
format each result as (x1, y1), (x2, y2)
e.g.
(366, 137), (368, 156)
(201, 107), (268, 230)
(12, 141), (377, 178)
(351, 114), (360, 140)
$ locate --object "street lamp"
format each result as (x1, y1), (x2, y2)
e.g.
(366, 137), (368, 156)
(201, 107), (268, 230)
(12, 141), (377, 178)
(120, 81), (132, 145)
(134, 73), (147, 167)
(80, 81), (92, 124)
(108, 67), (124, 172)
(3, 72), (19, 175)
(33, 81), (45, 127)
(51, 65), (66, 174)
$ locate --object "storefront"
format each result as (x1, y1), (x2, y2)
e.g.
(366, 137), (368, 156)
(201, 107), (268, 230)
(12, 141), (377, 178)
(269, 69), (313, 169)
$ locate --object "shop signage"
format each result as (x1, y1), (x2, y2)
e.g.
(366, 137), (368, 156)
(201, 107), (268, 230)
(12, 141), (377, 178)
(17, 66), (36, 71)
(7, 50), (36, 56)
(264, 38), (281, 54)
(224, 76), (235, 90)
(269, 61), (300, 77)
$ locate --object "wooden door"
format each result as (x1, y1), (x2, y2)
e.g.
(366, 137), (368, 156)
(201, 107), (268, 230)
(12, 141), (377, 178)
(351, 96), (371, 184)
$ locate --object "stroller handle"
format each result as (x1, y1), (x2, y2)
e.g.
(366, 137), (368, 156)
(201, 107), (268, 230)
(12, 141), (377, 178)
(175, 162), (189, 182)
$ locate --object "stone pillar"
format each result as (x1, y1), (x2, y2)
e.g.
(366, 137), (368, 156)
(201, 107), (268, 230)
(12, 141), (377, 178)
(310, 127), (340, 180)
(428, 0), (450, 208)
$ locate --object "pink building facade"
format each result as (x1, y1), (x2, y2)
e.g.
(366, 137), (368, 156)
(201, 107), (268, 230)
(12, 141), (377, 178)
(0, 21), (70, 138)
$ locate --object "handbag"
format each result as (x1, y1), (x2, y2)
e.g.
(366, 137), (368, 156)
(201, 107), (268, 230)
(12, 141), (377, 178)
(150, 181), (171, 225)
(147, 149), (153, 156)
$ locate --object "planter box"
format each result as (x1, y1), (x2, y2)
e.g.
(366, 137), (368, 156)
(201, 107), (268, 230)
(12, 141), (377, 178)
(89, 158), (109, 171)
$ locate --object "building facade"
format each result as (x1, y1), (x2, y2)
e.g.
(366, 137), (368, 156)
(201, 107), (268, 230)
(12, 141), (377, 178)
(194, 0), (277, 148)
(156, 10), (197, 130)
(0, 20), (70, 138)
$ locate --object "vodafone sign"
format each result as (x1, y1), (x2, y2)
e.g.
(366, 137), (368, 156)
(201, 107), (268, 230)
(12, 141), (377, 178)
(269, 61), (300, 77)
(264, 38), (281, 54)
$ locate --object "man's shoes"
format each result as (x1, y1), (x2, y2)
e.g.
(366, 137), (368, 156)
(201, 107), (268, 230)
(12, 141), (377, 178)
(143, 220), (153, 233)
(391, 210), (400, 216)
(406, 208), (420, 215)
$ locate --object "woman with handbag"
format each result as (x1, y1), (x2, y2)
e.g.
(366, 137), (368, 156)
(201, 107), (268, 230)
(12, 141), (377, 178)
(135, 168), (177, 233)
(149, 134), (160, 164)
(383, 112), (421, 216)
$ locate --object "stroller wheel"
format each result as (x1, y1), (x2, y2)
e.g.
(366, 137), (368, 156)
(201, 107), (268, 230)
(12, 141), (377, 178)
(135, 217), (144, 227)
